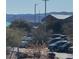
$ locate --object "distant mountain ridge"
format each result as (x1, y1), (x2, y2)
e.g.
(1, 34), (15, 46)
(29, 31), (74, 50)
(6, 12), (73, 22)
(48, 12), (73, 15)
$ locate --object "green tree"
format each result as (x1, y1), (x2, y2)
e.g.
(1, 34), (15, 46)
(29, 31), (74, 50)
(9, 19), (31, 32)
(6, 28), (25, 47)
(32, 27), (48, 45)
(53, 20), (63, 34)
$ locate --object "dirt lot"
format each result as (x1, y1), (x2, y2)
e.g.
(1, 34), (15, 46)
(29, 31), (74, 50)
(6, 47), (73, 59)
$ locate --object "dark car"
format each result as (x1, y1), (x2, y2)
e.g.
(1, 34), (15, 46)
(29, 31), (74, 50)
(48, 43), (57, 52)
(51, 34), (67, 38)
(48, 37), (63, 44)
(22, 36), (32, 41)
(19, 36), (32, 48)
(67, 47), (73, 54)
(19, 42), (28, 48)
(57, 43), (72, 53)
(48, 41), (67, 52)
(54, 42), (67, 51)
(48, 36), (68, 45)
(52, 34), (61, 38)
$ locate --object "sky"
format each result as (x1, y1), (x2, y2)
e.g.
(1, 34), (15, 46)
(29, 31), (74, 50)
(7, 0), (73, 14)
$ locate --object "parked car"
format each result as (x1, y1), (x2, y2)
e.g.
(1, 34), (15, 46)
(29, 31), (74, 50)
(57, 43), (72, 53)
(48, 37), (68, 44)
(6, 47), (11, 55)
(19, 36), (32, 48)
(51, 34), (67, 38)
(52, 34), (62, 38)
(48, 40), (68, 52)
(19, 42), (28, 48)
(67, 47), (73, 54)
(22, 36), (32, 41)
(48, 43), (57, 52)
(48, 37), (61, 44)
(48, 35), (68, 44)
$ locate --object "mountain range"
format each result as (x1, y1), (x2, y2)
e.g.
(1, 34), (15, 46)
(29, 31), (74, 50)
(6, 12), (73, 23)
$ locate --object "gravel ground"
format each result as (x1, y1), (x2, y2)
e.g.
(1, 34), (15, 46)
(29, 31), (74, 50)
(6, 47), (73, 59)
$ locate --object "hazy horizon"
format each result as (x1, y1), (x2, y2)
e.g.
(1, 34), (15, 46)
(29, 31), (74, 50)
(6, 11), (73, 14)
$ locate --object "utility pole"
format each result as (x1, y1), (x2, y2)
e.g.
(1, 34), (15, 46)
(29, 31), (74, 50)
(42, 0), (49, 32)
(39, 11), (41, 23)
(45, 0), (47, 32)
(42, 0), (49, 17)
(45, 0), (47, 17)
(34, 4), (36, 24)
